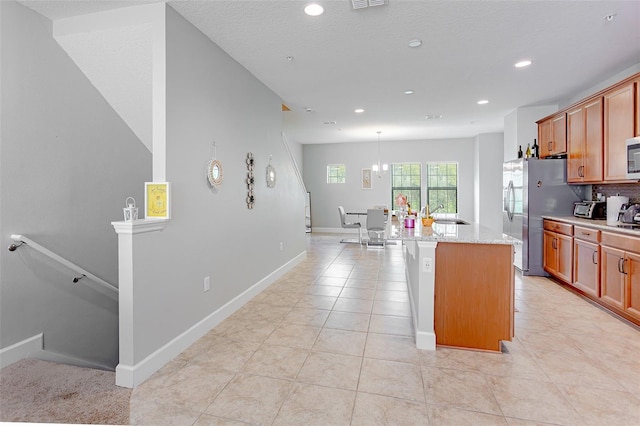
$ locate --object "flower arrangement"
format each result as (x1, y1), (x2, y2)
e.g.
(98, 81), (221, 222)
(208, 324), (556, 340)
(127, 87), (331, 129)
(395, 193), (407, 208)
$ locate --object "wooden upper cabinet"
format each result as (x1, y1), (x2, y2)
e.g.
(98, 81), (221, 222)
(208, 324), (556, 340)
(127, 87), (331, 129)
(604, 81), (635, 181)
(567, 106), (584, 182)
(538, 119), (552, 158)
(567, 98), (604, 183)
(538, 113), (566, 158)
(552, 114), (567, 154)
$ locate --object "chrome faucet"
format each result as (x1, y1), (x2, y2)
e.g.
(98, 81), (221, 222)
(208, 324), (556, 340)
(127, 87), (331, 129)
(429, 204), (445, 215)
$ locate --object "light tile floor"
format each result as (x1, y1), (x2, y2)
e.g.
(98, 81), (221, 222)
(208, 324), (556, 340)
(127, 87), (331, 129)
(130, 234), (640, 425)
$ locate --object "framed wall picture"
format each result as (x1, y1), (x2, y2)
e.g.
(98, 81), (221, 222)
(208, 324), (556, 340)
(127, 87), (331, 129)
(145, 182), (171, 219)
(361, 168), (372, 190)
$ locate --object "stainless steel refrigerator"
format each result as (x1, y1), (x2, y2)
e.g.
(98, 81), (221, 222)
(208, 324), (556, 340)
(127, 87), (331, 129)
(503, 158), (584, 276)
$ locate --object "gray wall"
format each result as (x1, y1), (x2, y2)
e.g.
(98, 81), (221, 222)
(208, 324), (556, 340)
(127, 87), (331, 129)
(0, 1), (151, 368)
(303, 138), (482, 230)
(474, 133), (504, 233)
(559, 63), (640, 109)
(122, 6), (306, 363)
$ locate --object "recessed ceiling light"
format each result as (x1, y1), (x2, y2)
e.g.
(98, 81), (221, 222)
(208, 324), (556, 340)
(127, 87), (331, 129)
(477, 100), (489, 105)
(604, 13), (616, 22)
(286, 56), (294, 61)
(514, 60), (532, 68)
(408, 39), (422, 48)
(354, 108), (365, 113)
(304, 3), (324, 16)
(324, 121), (337, 125)
(305, 107), (313, 112)
(426, 114), (443, 120)
(404, 90), (414, 95)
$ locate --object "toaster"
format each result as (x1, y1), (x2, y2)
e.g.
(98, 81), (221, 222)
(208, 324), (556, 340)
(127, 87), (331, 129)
(618, 203), (640, 223)
(573, 201), (606, 219)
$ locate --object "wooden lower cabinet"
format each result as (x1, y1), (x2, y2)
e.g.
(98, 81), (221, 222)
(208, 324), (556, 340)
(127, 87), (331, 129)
(600, 245), (626, 310)
(599, 232), (640, 322)
(543, 228), (573, 283)
(434, 242), (514, 352)
(626, 252), (640, 320)
(544, 223), (640, 326)
(573, 238), (600, 298)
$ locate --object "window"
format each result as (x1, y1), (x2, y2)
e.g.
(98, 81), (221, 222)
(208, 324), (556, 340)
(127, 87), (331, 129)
(327, 164), (346, 184)
(391, 163), (421, 211)
(426, 162), (458, 213)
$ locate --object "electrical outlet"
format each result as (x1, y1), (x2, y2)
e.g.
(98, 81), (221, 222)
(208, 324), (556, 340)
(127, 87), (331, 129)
(422, 257), (432, 273)
(204, 276), (210, 292)
(280, 242), (284, 251)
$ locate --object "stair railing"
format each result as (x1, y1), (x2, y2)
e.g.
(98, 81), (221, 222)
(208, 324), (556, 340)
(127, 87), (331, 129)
(281, 132), (307, 195)
(8, 234), (118, 294)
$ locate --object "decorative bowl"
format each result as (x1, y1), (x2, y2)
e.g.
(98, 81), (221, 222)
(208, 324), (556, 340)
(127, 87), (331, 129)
(422, 217), (434, 227)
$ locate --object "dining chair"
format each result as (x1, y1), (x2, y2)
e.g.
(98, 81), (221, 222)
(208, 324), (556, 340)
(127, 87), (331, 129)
(366, 208), (386, 247)
(338, 206), (362, 244)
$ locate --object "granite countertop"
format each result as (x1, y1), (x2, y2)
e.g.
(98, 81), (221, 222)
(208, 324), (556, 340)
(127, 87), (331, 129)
(388, 218), (518, 245)
(542, 215), (640, 237)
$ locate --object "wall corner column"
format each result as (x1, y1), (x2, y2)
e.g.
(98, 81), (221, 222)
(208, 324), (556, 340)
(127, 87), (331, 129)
(111, 219), (167, 388)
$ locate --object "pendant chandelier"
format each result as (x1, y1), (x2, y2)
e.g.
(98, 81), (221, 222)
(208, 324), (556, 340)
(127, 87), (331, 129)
(372, 130), (388, 178)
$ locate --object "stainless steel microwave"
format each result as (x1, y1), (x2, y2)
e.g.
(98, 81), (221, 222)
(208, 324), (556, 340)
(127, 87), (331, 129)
(627, 137), (640, 179)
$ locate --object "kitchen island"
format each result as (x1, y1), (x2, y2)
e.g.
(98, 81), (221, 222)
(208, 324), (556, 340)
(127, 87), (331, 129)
(390, 220), (518, 352)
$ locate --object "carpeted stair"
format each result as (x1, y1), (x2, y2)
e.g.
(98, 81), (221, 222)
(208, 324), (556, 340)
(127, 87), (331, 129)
(0, 359), (131, 424)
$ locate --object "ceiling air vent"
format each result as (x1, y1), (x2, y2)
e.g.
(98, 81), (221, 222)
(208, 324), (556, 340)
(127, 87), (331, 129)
(351, 0), (387, 10)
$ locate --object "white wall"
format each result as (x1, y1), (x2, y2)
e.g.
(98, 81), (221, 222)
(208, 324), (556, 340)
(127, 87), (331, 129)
(0, 1), (151, 369)
(559, 63), (640, 108)
(120, 5), (306, 366)
(303, 138), (479, 230)
(503, 105), (558, 162)
(474, 133), (504, 233)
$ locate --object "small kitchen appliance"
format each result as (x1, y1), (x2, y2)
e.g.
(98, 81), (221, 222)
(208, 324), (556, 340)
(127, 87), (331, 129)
(626, 137), (640, 180)
(573, 201), (606, 219)
(618, 203), (640, 224)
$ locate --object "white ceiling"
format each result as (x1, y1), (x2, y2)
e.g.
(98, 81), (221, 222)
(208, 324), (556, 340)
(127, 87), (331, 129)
(19, 0), (640, 145)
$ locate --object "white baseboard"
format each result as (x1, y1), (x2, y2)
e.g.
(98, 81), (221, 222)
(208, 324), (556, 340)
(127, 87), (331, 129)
(115, 250), (307, 388)
(29, 349), (114, 371)
(310, 227), (354, 234)
(0, 333), (43, 368)
(416, 330), (436, 351)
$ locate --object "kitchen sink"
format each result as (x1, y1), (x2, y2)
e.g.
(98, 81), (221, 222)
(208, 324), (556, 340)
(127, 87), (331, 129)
(434, 219), (470, 225)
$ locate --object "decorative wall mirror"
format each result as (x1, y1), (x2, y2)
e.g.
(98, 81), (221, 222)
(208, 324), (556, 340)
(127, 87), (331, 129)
(207, 141), (223, 187)
(208, 159), (223, 187)
(266, 155), (276, 188)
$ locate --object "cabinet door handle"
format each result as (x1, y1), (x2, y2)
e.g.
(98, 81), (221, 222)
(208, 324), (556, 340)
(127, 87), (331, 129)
(581, 231), (590, 236)
(618, 258), (625, 274)
(578, 165), (584, 177)
(622, 258), (628, 275)
(592, 250), (597, 264)
(552, 238), (557, 249)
